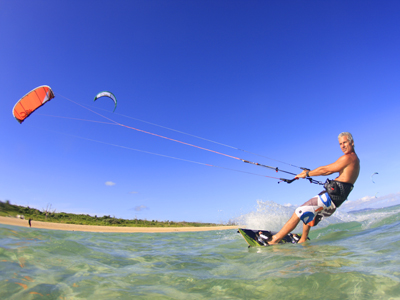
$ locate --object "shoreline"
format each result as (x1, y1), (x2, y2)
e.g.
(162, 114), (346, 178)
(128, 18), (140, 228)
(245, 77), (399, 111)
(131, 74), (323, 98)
(0, 216), (237, 233)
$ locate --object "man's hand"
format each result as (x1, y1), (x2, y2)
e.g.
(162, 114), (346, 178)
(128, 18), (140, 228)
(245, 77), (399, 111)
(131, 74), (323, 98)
(296, 170), (308, 179)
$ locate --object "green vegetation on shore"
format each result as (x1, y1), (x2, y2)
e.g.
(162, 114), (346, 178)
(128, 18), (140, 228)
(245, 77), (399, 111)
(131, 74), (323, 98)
(0, 200), (230, 227)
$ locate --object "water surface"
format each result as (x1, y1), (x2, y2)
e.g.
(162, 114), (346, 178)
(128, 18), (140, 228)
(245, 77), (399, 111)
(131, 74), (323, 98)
(1, 205), (399, 299)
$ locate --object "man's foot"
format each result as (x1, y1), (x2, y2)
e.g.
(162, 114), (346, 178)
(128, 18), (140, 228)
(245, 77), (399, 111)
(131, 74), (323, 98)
(298, 236), (308, 243)
(266, 235), (280, 245)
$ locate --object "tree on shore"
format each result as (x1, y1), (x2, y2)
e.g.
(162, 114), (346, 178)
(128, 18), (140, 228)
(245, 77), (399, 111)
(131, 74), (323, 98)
(42, 204), (56, 220)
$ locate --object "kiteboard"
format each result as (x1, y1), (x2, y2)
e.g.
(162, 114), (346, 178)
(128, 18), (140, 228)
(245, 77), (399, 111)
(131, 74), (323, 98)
(238, 228), (308, 247)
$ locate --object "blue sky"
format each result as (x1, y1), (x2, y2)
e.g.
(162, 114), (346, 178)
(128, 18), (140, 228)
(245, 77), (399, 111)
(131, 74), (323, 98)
(1, 1), (400, 223)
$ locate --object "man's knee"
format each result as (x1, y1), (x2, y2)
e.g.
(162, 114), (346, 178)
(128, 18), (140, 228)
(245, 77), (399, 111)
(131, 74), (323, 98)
(295, 207), (315, 225)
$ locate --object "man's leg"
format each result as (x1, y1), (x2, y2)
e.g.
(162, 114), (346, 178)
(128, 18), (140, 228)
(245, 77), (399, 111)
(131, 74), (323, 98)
(269, 213), (301, 245)
(298, 223), (311, 243)
(269, 193), (330, 245)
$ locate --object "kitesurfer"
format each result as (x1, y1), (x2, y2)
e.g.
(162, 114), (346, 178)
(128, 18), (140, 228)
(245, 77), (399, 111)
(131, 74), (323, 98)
(268, 132), (360, 245)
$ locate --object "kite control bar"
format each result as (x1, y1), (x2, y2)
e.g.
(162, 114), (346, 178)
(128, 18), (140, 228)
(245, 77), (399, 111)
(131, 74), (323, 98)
(278, 177), (324, 185)
(241, 159), (323, 185)
(278, 178), (298, 184)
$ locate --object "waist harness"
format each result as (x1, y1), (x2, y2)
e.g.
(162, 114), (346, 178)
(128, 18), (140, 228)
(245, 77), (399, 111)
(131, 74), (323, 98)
(324, 179), (354, 208)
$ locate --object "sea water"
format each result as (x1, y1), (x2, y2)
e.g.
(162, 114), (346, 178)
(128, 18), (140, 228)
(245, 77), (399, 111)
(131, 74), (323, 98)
(1, 203), (400, 300)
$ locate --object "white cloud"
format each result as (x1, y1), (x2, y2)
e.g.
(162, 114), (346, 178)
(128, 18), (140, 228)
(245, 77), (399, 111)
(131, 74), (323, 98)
(105, 181), (116, 186)
(341, 192), (400, 211)
(134, 205), (148, 211)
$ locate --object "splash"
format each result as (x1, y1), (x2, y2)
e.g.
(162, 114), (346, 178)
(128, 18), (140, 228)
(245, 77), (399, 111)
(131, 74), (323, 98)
(236, 200), (300, 232)
(235, 199), (359, 232)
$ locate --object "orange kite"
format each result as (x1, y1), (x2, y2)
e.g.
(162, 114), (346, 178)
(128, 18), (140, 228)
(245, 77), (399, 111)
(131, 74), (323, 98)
(13, 85), (55, 123)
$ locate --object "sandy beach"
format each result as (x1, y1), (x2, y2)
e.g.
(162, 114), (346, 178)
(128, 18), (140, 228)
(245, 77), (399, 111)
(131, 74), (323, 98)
(0, 216), (237, 233)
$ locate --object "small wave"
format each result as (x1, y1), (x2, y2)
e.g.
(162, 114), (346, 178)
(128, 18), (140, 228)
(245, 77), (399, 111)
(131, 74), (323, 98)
(347, 204), (400, 229)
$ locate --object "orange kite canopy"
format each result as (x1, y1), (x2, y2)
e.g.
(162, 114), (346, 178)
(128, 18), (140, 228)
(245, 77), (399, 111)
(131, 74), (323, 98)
(13, 85), (55, 123)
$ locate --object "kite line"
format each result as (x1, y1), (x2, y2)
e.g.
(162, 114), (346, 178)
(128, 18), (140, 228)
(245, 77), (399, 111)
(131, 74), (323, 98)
(54, 93), (322, 185)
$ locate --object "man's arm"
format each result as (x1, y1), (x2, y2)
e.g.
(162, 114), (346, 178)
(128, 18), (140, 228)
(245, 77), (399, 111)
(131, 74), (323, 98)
(296, 155), (351, 178)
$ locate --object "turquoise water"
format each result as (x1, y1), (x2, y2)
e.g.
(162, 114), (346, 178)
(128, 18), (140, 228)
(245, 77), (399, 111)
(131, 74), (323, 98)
(1, 204), (400, 299)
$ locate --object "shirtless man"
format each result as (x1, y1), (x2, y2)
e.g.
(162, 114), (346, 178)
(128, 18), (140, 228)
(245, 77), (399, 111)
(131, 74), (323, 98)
(268, 132), (360, 245)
